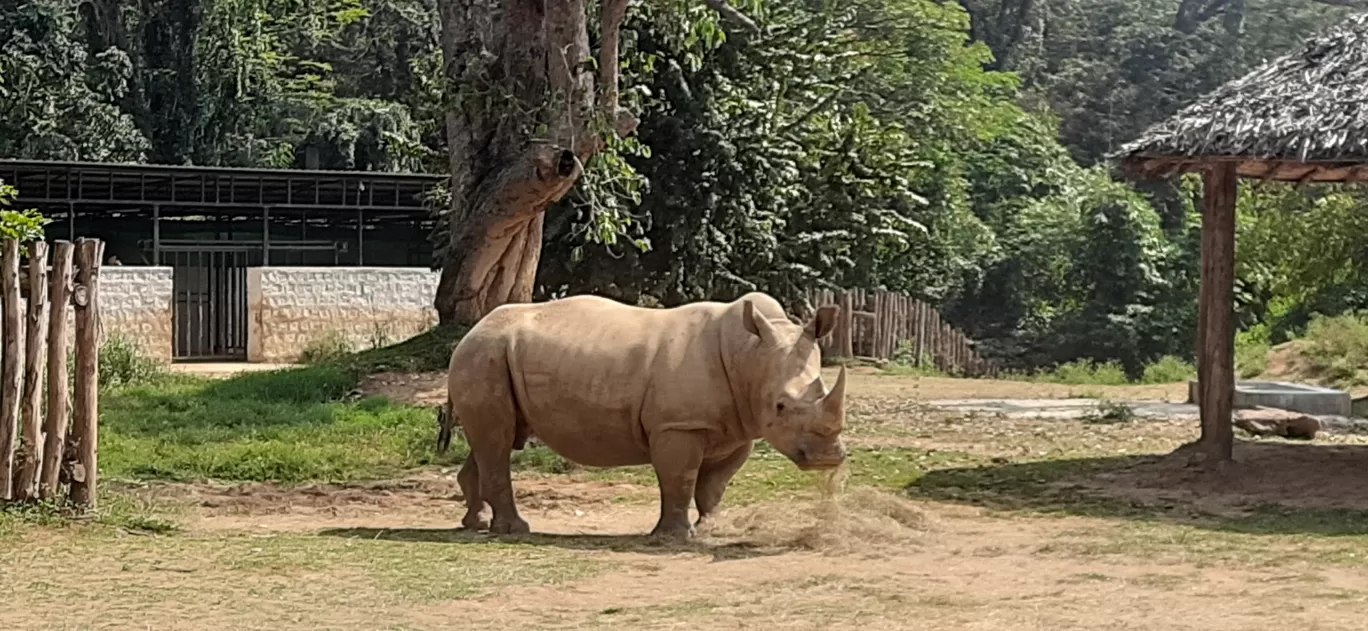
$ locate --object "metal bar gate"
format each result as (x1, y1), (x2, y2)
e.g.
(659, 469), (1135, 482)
(159, 247), (257, 361)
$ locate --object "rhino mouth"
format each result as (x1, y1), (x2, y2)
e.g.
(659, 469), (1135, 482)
(795, 459), (845, 471)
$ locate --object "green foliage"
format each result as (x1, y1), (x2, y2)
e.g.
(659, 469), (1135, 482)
(0, 181), (50, 242)
(1235, 325), (1271, 379)
(300, 331), (354, 365)
(1038, 359), (1130, 386)
(98, 332), (167, 388)
(1300, 314), (1368, 388)
(0, 0), (148, 161)
(1140, 356), (1196, 385)
(342, 325), (466, 373)
(955, 164), (1197, 376)
(540, 0), (1013, 310)
(1082, 399), (1136, 425)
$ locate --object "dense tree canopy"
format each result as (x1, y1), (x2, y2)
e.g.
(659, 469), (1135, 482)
(3, 0), (1366, 371)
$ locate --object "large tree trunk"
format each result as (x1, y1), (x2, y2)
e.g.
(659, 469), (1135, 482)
(434, 0), (750, 326)
(435, 0), (598, 326)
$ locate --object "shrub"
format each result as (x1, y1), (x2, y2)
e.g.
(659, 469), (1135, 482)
(1042, 359), (1129, 385)
(1140, 355), (1196, 384)
(299, 330), (353, 365)
(98, 332), (166, 388)
(1302, 313), (1368, 386)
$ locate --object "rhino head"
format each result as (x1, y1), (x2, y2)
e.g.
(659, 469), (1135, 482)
(740, 299), (848, 471)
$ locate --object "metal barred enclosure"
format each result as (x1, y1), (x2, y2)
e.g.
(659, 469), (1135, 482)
(807, 289), (999, 378)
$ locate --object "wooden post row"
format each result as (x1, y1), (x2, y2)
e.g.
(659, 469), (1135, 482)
(13, 241), (49, 500)
(69, 239), (104, 508)
(39, 242), (75, 500)
(0, 240), (21, 500)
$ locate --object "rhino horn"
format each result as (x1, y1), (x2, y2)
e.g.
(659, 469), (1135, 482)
(822, 365), (847, 430)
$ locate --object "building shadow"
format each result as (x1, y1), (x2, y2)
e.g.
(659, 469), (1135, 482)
(907, 440), (1368, 537)
(315, 526), (784, 561)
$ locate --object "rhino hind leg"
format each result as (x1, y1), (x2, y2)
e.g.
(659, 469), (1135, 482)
(457, 457), (489, 531)
(464, 413), (531, 535)
(694, 442), (753, 529)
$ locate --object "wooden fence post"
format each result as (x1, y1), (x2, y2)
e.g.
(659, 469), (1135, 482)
(14, 241), (49, 500)
(69, 238), (103, 508)
(0, 239), (22, 500)
(39, 242), (74, 500)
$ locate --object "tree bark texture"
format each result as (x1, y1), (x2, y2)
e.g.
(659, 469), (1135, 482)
(1197, 163), (1237, 466)
(434, 0), (597, 326)
(433, 0), (756, 325)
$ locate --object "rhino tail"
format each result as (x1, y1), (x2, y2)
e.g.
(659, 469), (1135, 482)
(436, 399), (457, 454)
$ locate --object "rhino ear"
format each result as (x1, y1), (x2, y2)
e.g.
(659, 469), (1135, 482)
(805, 304), (840, 340)
(742, 300), (776, 342)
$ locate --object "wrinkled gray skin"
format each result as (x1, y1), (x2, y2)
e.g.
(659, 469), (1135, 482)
(438, 292), (848, 540)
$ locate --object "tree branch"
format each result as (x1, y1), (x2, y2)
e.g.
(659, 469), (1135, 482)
(598, 0), (638, 137)
(702, 0), (760, 34)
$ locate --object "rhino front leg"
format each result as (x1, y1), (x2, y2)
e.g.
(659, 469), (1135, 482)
(648, 429), (706, 540)
(694, 441), (752, 529)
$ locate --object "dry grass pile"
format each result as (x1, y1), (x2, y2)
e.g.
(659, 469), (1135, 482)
(707, 464), (930, 553)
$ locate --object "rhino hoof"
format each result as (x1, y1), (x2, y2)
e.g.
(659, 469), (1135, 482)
(650, 524), (696, 542)
(462, 513), (490, 531)
(491, 518), (531, 535)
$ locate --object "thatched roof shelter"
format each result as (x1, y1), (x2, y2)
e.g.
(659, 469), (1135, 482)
(1115, 13), (1368, 467)
(1120, 12), (1368, 182)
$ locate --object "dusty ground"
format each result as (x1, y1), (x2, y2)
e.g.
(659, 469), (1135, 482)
(360, 366), (1192, 409)
(9, 371), (1368, 630)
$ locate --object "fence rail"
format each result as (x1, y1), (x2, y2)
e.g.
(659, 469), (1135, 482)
(807, 289), (999, 378)
(0, 237), (103, 507)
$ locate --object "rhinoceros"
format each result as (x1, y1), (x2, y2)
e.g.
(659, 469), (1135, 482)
(437, 291), (849, 539)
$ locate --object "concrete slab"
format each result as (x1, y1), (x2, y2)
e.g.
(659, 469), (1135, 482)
(1187, 380), (1352, 417)
(926, 398), (1199, 420)
(170, 362), (299, 378)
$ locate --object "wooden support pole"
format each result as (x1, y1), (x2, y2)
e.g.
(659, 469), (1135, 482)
(39, 242), (74, 500)
(14, 241), (49, 500)
(1198, 163), (1238, 467)
(0, 240), (21, 500)
(69, 239), (104, 508)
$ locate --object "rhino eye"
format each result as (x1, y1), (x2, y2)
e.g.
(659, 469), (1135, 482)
(776, 402), (786, 414)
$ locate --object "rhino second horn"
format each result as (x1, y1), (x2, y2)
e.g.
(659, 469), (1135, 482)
(823, 365), (847, 430)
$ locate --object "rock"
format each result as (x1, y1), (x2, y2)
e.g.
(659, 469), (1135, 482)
(1234, 407), (1320, 440)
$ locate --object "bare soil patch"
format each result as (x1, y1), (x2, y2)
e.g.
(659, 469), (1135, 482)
(361, 368), (1190, 409)
(1080, 438), (1368, 515)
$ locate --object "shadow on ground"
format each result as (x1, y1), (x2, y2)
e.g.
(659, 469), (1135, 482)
(316, 526), (783, 561)
(908, 440), (1368, 537)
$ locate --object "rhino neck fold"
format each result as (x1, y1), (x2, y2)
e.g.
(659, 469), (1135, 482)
(718, 327), (765, 441)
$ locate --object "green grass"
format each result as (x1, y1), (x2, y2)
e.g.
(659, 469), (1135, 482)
(91, 327), (486, 484)
(341, 325), (468, 373)
(99, 364), (462, 483)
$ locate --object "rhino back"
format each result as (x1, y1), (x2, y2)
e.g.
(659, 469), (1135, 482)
(490, 296), (743, 466)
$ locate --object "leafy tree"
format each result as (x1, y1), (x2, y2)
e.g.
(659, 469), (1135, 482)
(0, 181), (51, 243)
(0, 0), (147, 161)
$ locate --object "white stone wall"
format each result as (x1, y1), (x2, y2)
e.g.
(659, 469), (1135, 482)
(100, 267), (174, 362)
(247, 267), (439, 362)
(0, 266), (173, 363)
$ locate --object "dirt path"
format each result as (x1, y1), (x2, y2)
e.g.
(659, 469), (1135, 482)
(7, 471), (1367, 630)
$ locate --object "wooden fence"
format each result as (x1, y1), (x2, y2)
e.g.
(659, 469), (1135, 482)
(0, 238), (103, 507)
(807, 289), (999, 377)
